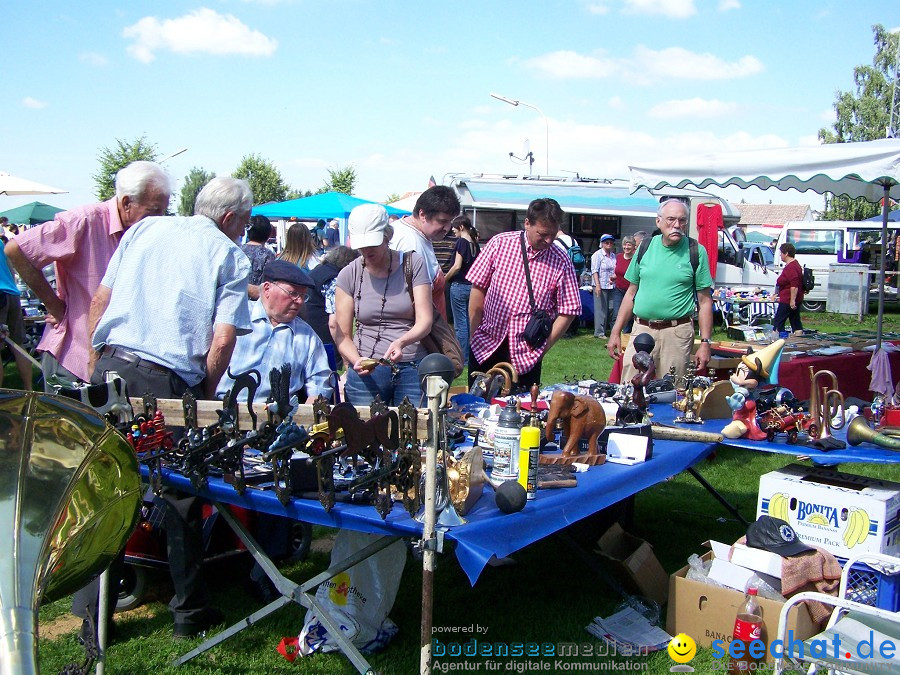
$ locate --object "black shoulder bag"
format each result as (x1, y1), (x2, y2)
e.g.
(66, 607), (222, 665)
(519, 232), (554, 349)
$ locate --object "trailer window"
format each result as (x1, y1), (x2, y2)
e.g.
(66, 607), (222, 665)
(786, 229), (843, 255)
(467, 209), (516, 241)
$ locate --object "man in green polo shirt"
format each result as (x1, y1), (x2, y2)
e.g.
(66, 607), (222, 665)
(607, 198), (714, 382)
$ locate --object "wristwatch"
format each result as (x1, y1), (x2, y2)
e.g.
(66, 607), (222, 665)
(700, 338), (712, 344)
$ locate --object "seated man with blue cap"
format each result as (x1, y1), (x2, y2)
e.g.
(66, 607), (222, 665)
(216, 259), (333, 403)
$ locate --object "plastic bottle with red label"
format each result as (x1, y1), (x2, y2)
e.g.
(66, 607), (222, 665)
(728, 585), (764, 674)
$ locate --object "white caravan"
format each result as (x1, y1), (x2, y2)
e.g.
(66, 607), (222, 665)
(448, 174), (776, 293)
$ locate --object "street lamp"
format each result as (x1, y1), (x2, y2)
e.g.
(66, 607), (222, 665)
(490, 93), (549, 175)
(159, 148), (188, 164)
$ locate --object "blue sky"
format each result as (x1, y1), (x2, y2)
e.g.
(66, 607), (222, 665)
(2, 1), (896, 213)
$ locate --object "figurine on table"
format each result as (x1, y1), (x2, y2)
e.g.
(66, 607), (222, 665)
(722, 338), (785, 440)
(617, 333), (655, 425)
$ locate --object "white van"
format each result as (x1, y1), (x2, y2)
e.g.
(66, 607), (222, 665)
(774, 221), (897, 311)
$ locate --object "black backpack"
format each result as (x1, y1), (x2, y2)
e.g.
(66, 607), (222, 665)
(802, 266), (815, 293)
(635, 229), (703, 305)
(635, 229), (700, 275)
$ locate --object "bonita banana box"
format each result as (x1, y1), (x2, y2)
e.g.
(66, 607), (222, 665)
(757, 463), (900, 559)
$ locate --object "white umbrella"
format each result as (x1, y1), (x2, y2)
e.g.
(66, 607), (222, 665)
(0, 172), (67, 196)
(630, 138), (900, 397)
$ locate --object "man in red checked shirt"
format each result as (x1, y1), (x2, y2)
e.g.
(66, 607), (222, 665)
(466, 198), (582, 390)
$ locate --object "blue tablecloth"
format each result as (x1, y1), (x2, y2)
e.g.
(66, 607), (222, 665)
(650, 404), (900, 466)
(148, 432), (714, 585)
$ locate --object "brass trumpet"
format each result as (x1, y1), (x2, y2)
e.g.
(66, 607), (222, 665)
(807, 367), (845, 440)
(847, 416), (900, 450)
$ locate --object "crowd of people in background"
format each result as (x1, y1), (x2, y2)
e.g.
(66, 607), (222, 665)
(1, 161), (722, 651)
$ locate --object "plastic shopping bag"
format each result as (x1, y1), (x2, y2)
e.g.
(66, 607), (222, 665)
(298, 530), (406, 655)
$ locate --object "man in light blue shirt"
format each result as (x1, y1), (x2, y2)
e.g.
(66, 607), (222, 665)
(90, 178), (252, 399)
(87, 176), (253, 639)
(216, 260), (333, 403)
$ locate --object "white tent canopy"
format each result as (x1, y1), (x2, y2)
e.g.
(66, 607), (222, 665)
(0, 172), (67, 196)
(630, 139), (900, 202)
(629, 139), (900, 396)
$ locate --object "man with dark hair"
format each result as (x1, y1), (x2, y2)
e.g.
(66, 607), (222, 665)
(242, 214), (275, 300)
(6, 161), (172, 389)
(467, 198), (581, 389)
(389, 185), (460, 318)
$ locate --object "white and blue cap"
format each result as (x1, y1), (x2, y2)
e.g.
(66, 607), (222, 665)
(600, 234), (615, 242)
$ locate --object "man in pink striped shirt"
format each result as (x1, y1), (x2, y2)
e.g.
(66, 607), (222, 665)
(467, 198), (582, 390)
(6, 161), (171, 388)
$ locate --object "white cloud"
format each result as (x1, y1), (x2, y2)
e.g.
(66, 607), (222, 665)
(622, 0), (696, 19)
(79, 52), (108, 67)
(22, 97), (47, 109)
(648, 97), (738, 119)
(321, 117), (826, 211)
(122, 8), (278, 63)
(819, 108), (835, 123)
(524, 50), (616, 79)
(586, 2), (612, 14)
(608, 95), (625, 110)
(718, 0), (740, 10)
(523, 45), (762, 83)
(631, 45), (763, 81)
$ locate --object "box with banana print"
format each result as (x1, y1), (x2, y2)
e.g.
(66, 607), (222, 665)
(757, 463), (900, 559)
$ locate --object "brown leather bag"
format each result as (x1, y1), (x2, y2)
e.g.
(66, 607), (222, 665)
(403, 251), (465, 378)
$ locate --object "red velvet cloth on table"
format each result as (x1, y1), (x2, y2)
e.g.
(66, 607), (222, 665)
(609, 349), (900, 402)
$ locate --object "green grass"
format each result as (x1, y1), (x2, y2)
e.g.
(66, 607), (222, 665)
(20, 305), (900, 673)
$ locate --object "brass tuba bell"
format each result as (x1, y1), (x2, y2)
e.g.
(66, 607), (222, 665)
(0, 390), (142, 674)
(847, 416), (900, 450)
(807, 367), (846, 440)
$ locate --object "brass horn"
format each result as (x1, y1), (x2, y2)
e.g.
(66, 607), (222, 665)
(807, 367), (846, 440)
(847, 416), (900, 450)
(0, 390), (142, 674)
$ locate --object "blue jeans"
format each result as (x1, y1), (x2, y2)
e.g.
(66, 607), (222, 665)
(449, 282), (471, 367)
(345, 360), (424, 407)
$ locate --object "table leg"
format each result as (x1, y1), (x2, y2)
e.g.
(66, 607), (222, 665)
(171, 500), (394, 675)
(686, 467), (749, 526)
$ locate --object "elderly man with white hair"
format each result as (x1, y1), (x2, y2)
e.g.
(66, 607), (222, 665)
(88, 176), (253, 640)
(6, 160), (171, 388)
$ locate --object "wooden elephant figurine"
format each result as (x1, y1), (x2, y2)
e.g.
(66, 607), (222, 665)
(545, 390), (607, 457)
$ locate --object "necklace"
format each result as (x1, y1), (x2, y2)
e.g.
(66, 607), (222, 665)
(355, 250), (393, 358)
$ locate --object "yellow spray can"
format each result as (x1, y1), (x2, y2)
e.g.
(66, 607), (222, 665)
(518, 427), (540, 500)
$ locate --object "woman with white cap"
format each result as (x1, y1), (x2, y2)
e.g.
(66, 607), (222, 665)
(334, 203), (433, 406)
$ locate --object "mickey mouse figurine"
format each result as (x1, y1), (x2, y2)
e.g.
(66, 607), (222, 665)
(722, 338), (785, 441)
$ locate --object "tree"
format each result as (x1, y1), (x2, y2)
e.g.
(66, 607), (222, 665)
(322, 165), (357, 195)
(384, 192), (401, 204)
(286, 188), (313, 200)
(232, 154), (291, 205)
(93, 136), (158, 201)
(178, 167), (216, 215)
(819, 24), (899, 220)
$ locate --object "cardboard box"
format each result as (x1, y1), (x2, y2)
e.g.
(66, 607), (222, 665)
(728, 542), (783, 579)
(757, 463), (900, 559)
(666, 552), (818, 665)
(596, 523), (668, 606)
